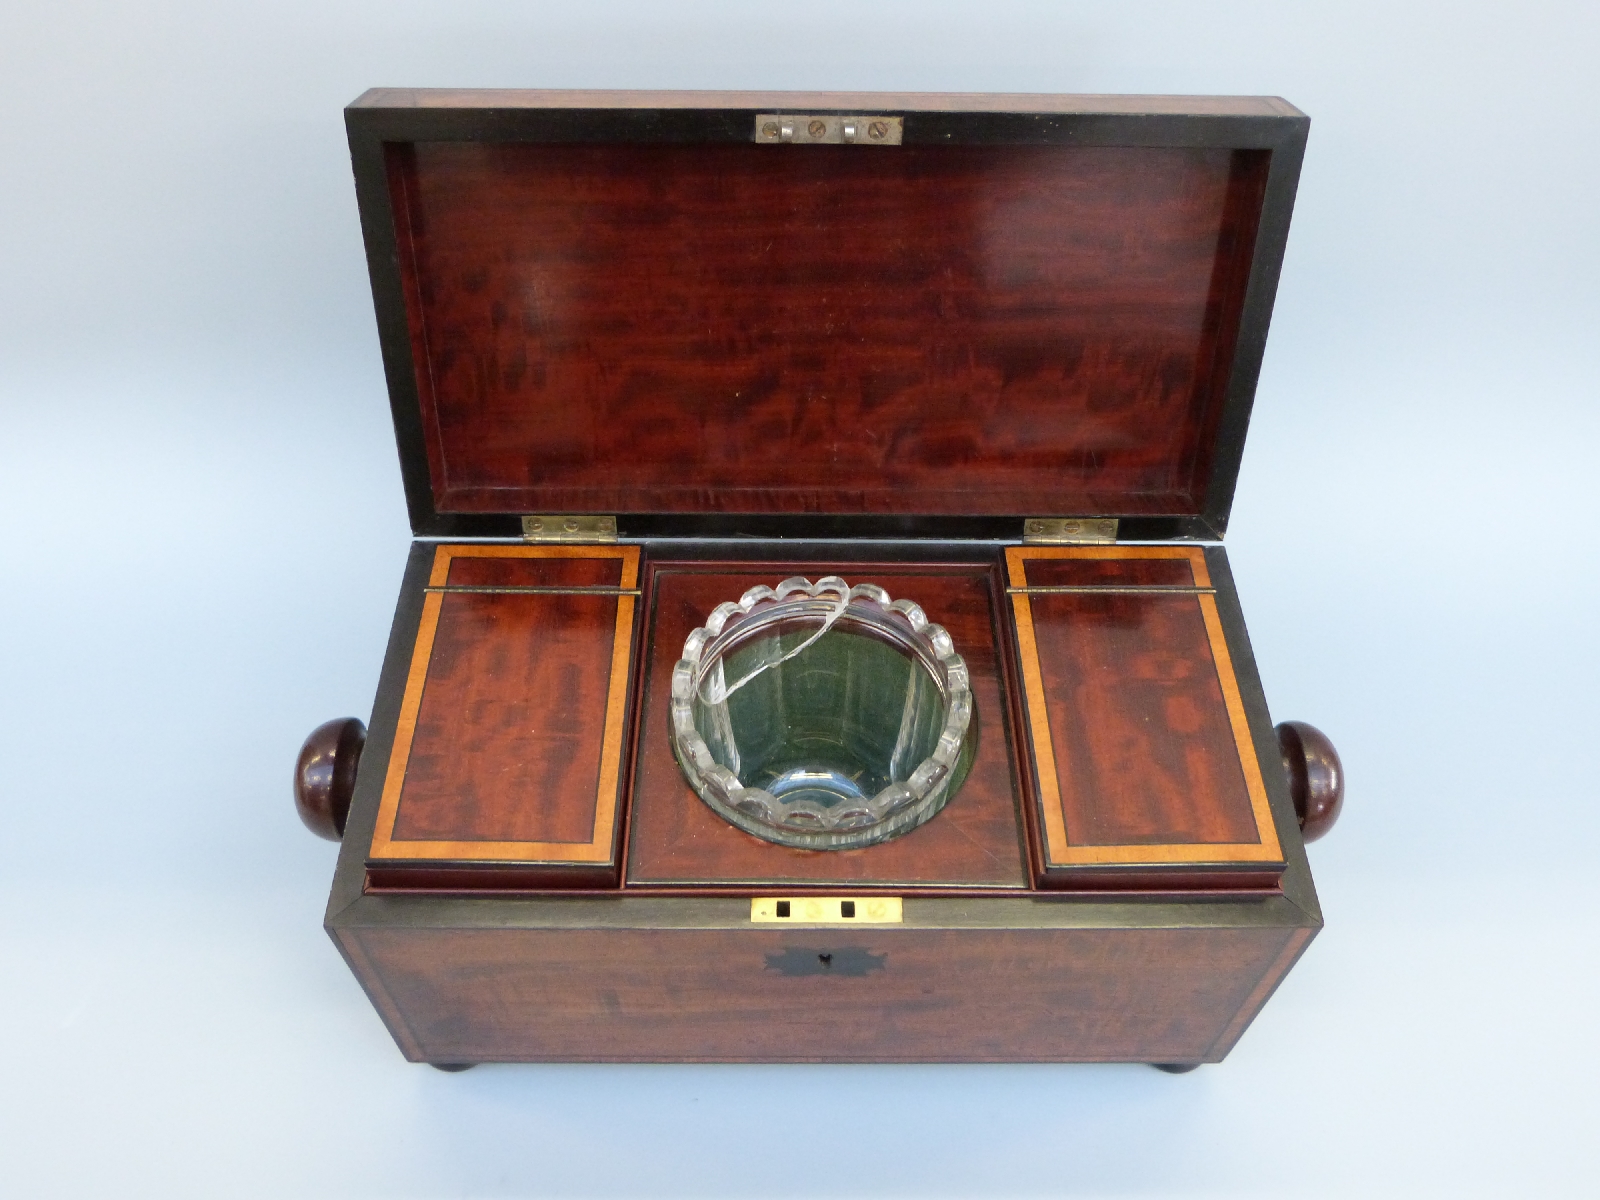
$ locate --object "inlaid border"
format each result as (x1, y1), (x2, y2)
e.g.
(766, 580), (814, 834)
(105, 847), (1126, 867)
(1004, 545), (1282, 869)
(369, 543), (640, 864)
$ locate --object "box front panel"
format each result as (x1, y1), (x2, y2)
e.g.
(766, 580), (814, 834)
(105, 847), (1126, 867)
(342, 923), (1309, 1063)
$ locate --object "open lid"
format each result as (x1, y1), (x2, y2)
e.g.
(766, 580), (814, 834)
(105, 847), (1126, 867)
(346, 91), (1307, 541)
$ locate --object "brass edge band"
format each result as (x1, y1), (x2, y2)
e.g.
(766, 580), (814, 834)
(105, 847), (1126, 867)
(1005, 586), (1216, 595)
(424, 586), (643, 595)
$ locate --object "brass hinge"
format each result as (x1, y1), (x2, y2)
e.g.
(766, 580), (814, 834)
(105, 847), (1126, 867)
(521, 515), (617, 543)
(1022, 518), (1119, 545)
(754, 114), (903, 145)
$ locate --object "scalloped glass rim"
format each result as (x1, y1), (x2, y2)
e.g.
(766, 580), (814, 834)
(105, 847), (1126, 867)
(669, 576), (974, 851)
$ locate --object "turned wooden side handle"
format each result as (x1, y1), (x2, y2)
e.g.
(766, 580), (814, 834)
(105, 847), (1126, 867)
(294, 717), (366, 841)
(1275, 720), (1343, 842)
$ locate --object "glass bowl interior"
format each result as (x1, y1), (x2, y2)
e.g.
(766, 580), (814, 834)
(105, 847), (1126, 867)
(669, 578), (975, 851)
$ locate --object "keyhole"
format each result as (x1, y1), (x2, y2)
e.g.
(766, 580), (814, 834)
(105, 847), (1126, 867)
(818, 953), (833, 968)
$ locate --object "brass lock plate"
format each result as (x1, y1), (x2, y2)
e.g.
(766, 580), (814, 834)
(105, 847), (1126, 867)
(751, 896), (904, 924)
(754, 114), (904, 145)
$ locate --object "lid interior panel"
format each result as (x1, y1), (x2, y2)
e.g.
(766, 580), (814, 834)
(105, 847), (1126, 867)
(385, 139), (1271, 519)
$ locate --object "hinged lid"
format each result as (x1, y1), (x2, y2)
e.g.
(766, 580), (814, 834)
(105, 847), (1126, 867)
(346, 90), (1308, 541)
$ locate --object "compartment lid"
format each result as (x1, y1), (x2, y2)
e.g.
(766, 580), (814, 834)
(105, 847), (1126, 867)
(346, 90), (1307, 541)
(365, 542), (641, 890)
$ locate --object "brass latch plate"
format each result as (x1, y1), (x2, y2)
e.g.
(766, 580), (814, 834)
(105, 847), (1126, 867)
(1023, 518), (1119, 545)
(754, 114), (903, 145)
(521, 515), (618, 543)
(751, 896), (904, 924)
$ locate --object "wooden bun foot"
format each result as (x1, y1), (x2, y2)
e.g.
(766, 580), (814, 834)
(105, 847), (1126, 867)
(294, 717), (366, 841)
(1152, 1062), (1201, 1074)
(429, 1062), (477, 1072)
(1275, 720), (1344, 842)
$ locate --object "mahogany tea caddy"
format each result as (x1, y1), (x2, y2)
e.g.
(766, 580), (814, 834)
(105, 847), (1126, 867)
(295, 90), (1343, 1071)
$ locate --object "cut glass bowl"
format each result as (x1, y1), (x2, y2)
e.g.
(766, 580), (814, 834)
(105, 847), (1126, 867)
(669, 576), (976, 850)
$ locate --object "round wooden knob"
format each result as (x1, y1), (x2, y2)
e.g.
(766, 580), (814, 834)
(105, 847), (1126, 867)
(294, 717), (366, 841)
(1275, 720), (1343, 842)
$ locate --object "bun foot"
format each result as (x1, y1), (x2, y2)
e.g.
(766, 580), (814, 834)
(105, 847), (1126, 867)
(294, 717), (366, 841)
(1275, 721), (1344, 843)
(429, 1062), (477, 1073)
(1152, 1062), (1201, 1074)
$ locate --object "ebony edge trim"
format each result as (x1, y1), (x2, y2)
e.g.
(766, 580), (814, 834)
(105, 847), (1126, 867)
(1202, 546), (1321, 926)
(390, 513), (1215, 543)
(344, 95), (1308, 542)
(346, 118), (435, 537)
(345, 103), (1303, 148)
(327, 541), (434, 921)
(1199, 118), (1309, 535)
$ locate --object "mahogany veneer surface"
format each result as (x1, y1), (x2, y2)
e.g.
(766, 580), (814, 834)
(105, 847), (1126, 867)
(342, 922), (1312, 1063)
(1007, 546), (1282, 884)
(387, 142), (1268, 517)
(442, 554), (624, 589)
(626, 561), (1029, 887)
(327, 92), (1321, 1068)
(390, 600), (611, 842)
(368, 545), (639, 883)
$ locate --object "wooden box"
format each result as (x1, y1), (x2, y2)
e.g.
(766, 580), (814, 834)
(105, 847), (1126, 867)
(295, 90), (1343, 1070)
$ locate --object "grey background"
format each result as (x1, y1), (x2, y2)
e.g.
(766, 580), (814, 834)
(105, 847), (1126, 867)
(2, 1), (1596, 1195)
